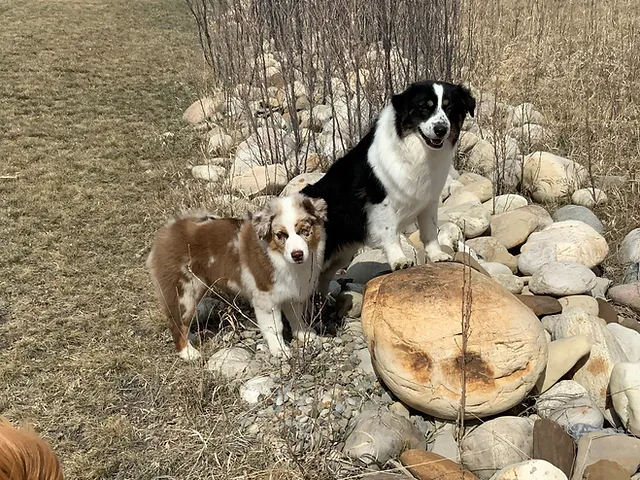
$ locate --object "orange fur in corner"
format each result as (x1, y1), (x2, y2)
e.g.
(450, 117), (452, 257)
(0, 418), (63, 480)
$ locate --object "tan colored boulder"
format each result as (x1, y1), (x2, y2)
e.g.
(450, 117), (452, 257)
(444, 190), (482, 207)
(490, 210), (539, 249)
(517, 204), (554, 231)
(465, 139), (497, 176)
(583, 460), (631, 480)
(572, 433), (640, 479)
(522, 152), (587, 202)
(483, 194), (528, 214)
(191, 164), (226, 182)
(457, 175), (493, 202)
(535, 335), (592, 393)
(279, 172), (325, 196)
(361, 263), (548, 420)
(459, 131), (480, 154)
(572, 188), (607, 208)
(182, 97), (218, 125)
(559, 295), (599, 316)
(230, 164), (288, 197)
(466, 236), (518, 272)
(520, 221), (609, 269)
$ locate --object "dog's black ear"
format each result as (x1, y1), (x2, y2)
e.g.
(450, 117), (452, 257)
(456, 84), (476, 118)
(391, 93), (409, 129)
(300, 195), (328, 222)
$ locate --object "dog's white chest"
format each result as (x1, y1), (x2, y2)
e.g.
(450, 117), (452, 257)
(267, 252), (318, 304)
(382, 159), (450, 223)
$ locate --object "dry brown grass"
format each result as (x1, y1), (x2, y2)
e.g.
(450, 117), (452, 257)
(0, 1), (304, 478)
(1, 0), (639, 479)
(462, 0), (640, 280)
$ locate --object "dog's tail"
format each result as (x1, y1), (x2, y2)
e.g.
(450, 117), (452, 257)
(0, 418), (63, 480)
(174, 209), (221, 224)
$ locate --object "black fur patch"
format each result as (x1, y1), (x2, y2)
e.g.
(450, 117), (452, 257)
(302, 127), (385, 260)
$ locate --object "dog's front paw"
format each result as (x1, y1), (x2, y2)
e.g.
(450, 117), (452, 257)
(391, 258), (415, 271)
(269, 344), (292, 359)
(427, 250), (453, 263)
(294, 329), (319, 345)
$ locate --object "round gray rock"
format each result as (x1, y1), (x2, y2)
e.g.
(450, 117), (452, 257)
(343, 410), (426, 466)
(207, 347), (260, 380)
(493, 274), (524, 294)
(620, 228), (640, 265)
(439, 203), (491, 238)
(482, 262), (513, 277)
(482, 194), (528, 214)
(536, 380), (604, 432)
(518, 243), (557, 276)
(461, 416), (534, 480)
(552, 205), (604, 234)
(572, 187), (607, 208)
(530, 261), (597, 296)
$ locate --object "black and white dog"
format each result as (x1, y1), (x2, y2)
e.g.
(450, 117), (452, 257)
(302, 80), (476, 294)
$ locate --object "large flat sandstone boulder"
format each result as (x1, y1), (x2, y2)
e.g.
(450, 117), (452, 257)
(361, 263), (548, 420)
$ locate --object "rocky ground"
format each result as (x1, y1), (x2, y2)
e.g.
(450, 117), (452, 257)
(180, 60), (640, 479)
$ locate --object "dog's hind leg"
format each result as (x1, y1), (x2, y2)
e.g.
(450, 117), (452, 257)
(172, 276), (206, 361)
(417, 203), (452, 263)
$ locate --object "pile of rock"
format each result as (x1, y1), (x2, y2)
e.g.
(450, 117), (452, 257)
(180, 77), (640, 479)
(196, 163), (639, 479)
(181, 52), (375, 204)
(344, 167), (638, 479)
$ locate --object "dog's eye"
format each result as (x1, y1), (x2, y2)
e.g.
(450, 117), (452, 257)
(275, 231), (288, 240)
(299, 227), (311, 237)
(427, 100), (434, 107)
(442, 99), (449, 106)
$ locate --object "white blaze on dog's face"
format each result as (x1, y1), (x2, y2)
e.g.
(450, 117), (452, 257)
(252, 194), (328, 264)
(417, 83), (451, 149)
(391, 81), (476, 151)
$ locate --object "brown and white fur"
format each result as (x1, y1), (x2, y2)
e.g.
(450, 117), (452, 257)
(147, 194), (327, 360)
(0, 418), (63, 480)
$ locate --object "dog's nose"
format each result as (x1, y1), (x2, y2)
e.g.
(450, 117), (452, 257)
(433, 124), (448, 138)
(291, 249), (304, 263)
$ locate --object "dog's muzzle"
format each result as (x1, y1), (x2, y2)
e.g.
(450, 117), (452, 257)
(419, 130), (446, 149)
